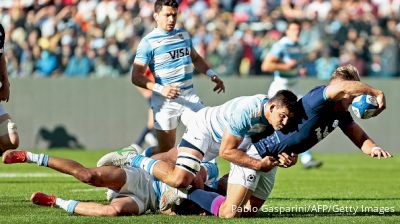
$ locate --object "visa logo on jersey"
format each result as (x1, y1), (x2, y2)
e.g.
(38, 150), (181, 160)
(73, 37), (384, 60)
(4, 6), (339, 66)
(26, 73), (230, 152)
(168, 48), (190, 59)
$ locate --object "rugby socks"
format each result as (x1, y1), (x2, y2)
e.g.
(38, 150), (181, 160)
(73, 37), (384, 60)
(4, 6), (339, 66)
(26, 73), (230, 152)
(26, 152), (49, 166)
(130, 154), (159, 175)
(300, 150), (312, 164)
(56, 198), (79, 215)
(202, 161), (219, 189)
(141, 146), (155, 157)
(135, 127), (151, 147)
(188, 189), (225, 216)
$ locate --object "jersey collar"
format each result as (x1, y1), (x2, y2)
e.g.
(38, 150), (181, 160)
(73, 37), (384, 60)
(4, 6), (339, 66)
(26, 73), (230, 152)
(260, 98), (270, 125)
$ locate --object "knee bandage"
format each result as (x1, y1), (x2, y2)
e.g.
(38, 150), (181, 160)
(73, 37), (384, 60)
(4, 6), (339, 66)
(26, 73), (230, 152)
(176, 152), (201, 176)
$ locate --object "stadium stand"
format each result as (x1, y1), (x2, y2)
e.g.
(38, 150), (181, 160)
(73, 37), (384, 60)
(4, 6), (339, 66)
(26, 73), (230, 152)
(0, 0), (399, 78)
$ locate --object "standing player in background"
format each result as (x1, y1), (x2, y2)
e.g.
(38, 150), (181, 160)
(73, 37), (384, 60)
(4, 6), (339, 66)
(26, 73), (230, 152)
(132, 67), (158, 152)
(131, 0), (225, 154)
(261, 20), (322, 169)
(0, 24), (19, 155)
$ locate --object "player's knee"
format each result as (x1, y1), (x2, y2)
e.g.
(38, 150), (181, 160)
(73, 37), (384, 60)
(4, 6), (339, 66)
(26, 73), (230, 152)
(101, 206), (120, 216)
(173, 152), (201, 188)
(171, 173), (193, 188)
(76, 169), (97, 185)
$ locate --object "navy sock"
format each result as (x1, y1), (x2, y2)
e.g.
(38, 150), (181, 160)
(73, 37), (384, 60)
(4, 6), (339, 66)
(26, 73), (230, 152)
(188, 189), (225, 216)
(135, 127), (151, 146)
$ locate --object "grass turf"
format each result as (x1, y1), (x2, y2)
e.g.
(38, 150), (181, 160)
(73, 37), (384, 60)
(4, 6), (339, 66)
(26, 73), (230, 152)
(0, 150), (399, 223)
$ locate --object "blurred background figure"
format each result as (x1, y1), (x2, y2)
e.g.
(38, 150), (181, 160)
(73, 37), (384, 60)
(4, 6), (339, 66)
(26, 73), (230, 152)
(261, 20), (323, 169)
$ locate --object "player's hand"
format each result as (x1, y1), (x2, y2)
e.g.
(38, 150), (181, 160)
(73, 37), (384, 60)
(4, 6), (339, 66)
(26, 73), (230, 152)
(373, 91), (386, 117)
(0, 80), (10, 102)
(370, 147), (393, 159)
(162, 85), (181, 99)
(259, 156), (279, 172)
(211, 75), (225, 93)
(285, 59), (298, 70)
(278, 152), (298, 168)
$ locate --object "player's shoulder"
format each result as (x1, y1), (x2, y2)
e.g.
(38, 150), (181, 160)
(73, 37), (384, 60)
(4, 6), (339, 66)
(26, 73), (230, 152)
(306, 85), (327, 97)
(174, 28), (191, 40)
(142, 29), (159, 40)
(238, 94), (267, 104)
(175, 27), (188, 34)
(235, 95), (267, 112)
(275, 36), (290, 46)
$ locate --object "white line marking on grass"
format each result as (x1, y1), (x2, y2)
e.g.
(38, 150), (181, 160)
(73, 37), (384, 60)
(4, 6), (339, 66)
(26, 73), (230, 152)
(0, 172), (68, 178)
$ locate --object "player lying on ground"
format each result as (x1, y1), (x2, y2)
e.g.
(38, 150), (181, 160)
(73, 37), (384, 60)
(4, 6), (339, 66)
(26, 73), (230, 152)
(159, 64), (393, 218)
(1, 147), (218, 216)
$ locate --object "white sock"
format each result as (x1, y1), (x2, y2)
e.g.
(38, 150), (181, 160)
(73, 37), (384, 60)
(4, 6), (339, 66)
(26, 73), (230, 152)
(56, 198), (79, 214)
(26, 152), (49, 166)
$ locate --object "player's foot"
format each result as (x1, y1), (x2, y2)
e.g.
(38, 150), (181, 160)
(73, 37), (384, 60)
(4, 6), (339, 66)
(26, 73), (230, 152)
(106, 189), (119, 202)
(2, 150), (27, 164)
(159, 187), (188, 211)
(31, 192), (56, 207)
(96, 144), (140, 167)
(303, 159), (323, 169)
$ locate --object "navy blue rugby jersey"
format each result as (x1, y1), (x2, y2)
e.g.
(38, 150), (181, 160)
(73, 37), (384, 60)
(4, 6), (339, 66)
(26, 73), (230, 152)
(252, 85), (354, 157)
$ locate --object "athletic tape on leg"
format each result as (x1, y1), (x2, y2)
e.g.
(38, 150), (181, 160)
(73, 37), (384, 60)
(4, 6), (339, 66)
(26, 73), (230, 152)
(176, 152), (201, 176)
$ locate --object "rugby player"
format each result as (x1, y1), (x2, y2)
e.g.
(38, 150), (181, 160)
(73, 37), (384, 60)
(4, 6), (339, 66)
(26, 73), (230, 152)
(131, 0), (224, 154)
(164, 64), (392, 218)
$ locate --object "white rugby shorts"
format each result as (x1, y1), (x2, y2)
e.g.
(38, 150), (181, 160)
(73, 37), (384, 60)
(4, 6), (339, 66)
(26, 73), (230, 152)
(151, 91), (204, 130)
(180, 107), (220, 162)
(228, 144), (277, 200)
(109, 167), (158, 214)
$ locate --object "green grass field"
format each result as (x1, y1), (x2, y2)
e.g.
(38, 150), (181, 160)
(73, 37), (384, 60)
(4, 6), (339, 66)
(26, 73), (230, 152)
(0, 150), (399, 223)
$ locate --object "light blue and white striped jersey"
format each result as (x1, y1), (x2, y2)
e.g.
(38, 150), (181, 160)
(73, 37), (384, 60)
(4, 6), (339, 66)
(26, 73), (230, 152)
(205, 95), (273, 143)
(135, 28), (194, 92)
(269, 36), (303, 79)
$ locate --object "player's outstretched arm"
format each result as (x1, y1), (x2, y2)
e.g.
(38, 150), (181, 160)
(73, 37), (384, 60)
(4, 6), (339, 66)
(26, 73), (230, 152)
(325, 81), (385, 114)
(342, 122), (393, 159)
(190, 48), (225, 93)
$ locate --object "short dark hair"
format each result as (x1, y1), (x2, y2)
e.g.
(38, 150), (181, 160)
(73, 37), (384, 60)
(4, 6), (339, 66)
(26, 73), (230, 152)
(154, 0), (179, 13)
(330, 64), (361, 81)
(269, 90), (298, 113)
(287, 19), (302, 27)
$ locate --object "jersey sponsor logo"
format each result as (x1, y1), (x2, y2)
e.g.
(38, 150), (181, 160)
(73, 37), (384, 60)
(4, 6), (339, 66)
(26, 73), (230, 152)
(168, 48), (190, 59)
(246, 174), (256, 183)
(315, 120), (338, 141)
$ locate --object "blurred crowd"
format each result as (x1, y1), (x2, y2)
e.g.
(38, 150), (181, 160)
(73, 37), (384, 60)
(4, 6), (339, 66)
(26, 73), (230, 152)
(0, 0), (399, 79)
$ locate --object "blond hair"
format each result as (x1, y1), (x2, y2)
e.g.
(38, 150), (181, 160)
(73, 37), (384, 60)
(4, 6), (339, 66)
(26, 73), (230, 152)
(330, 64), (361, 81)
